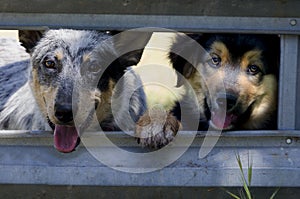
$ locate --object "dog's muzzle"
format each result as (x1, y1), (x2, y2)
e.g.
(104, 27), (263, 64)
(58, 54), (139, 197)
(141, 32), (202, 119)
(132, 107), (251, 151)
(216, 92), (237, 111)
(54, 104), (73, 124)
(209, 92), (239, 130)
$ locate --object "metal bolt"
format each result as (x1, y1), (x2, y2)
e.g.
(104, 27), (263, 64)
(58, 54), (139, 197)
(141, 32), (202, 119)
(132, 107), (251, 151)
(123, 0), (130, 6)
(286, 137), (292, 144)
(290, 19), (297, 26)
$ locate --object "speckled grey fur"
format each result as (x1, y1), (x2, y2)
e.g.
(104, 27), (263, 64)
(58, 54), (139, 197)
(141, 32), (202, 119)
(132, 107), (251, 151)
(0, 30), (150, 131)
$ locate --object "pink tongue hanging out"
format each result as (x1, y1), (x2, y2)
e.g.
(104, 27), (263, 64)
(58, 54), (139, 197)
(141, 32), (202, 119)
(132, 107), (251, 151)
(211, 111), (237, 130)
(54, 125), (79, 153)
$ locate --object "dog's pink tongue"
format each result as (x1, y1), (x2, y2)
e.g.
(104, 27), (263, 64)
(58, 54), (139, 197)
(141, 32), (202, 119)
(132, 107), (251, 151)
(54, 125), (79, 153)
(211, 111), (237, 129)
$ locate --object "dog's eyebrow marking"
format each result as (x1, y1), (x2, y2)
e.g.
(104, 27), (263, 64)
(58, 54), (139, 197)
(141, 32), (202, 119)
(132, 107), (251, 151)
(243, 49), (262, 60)
(210, 41), (230, 64)
(82, 53), (91, 63)
(241, 50), (263, 71)
(55, 50), (64, 61)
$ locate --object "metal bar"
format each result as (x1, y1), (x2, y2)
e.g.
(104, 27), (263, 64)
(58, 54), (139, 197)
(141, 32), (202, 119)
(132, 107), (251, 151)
(296, 38), (300, 129)
(1, 164), (300, 187)
(0, 13), (300, 34)
(278, 35), (299, 130)
(0, 130), (299, 187)
(0, 130), (298, 149)
(0, 142), (298, 187)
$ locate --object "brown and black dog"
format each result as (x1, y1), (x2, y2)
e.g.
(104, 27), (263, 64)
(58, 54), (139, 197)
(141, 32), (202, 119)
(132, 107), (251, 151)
(136, 33), (279, 149)
(170, 33), (279, 130)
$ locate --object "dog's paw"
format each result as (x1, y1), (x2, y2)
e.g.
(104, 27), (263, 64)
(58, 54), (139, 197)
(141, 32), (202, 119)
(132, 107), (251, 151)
(135, 106), (181, 149)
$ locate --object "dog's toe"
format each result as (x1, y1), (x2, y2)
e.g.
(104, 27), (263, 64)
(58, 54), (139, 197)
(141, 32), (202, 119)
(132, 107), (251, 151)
(135, 108), (181, 149)
(137, 124), (174, 148)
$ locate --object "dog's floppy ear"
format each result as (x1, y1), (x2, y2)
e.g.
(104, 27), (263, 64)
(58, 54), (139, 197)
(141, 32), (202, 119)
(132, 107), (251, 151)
(112, 30), (153, 67)
(19, 30), (45, 54)
(169, 33), (205, 87)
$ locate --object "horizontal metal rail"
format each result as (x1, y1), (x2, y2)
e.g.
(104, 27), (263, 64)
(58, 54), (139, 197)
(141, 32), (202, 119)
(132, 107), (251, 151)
(0, 130), (299, 187)
(0, 13), (300, 34)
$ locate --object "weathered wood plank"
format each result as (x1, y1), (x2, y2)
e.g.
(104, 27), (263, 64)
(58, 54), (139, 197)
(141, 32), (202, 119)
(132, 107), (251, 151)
(1, 0), (300, 18)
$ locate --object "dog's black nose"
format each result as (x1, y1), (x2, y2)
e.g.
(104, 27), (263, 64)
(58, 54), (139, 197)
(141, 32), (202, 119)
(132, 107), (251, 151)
(216, 93), (237, 111)
(54, 104), (73, 123)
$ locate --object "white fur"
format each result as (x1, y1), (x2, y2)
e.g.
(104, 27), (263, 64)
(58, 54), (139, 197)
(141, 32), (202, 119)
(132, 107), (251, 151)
(0, 82), (50, 130)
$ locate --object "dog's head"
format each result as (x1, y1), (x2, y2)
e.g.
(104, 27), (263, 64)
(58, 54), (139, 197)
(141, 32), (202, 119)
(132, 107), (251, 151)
(170, 33), (279, 130)
(20, 29), (151, 152)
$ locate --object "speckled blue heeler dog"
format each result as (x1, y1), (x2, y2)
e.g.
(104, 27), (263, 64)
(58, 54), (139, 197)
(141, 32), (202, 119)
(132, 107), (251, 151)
(0, 29), (151, 153)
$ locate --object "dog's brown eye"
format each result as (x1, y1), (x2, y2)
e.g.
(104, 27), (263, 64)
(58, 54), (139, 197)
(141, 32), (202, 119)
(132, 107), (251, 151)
(44, 60), (56, 69)
(247, 64), (260, 75)
(209, 54), (221, 67)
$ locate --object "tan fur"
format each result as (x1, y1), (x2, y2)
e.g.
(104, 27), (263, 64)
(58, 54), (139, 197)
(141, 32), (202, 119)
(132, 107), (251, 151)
(96, 79), (115, 123)
(211, 42), (230, 64)
(55, 50), (64, 61)
(82, 53), (91, 63)
(187, 67), (206, 110)
(30, 69), (54, 121)
(194, 40), (277, 130)
(241, 50), (263, 72)
(242, 75), (277, 129)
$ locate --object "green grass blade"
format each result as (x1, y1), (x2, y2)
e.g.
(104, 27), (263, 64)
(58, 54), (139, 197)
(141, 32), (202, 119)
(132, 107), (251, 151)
(242, 181), (252, 199)
(270, 188), (280, 199)
(236, 154), (245, 177)
(248, 166), (252, 187)
(248, 155), (253, 186)
(225, 190), (241, 199)
(236, 153), (252, 199)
